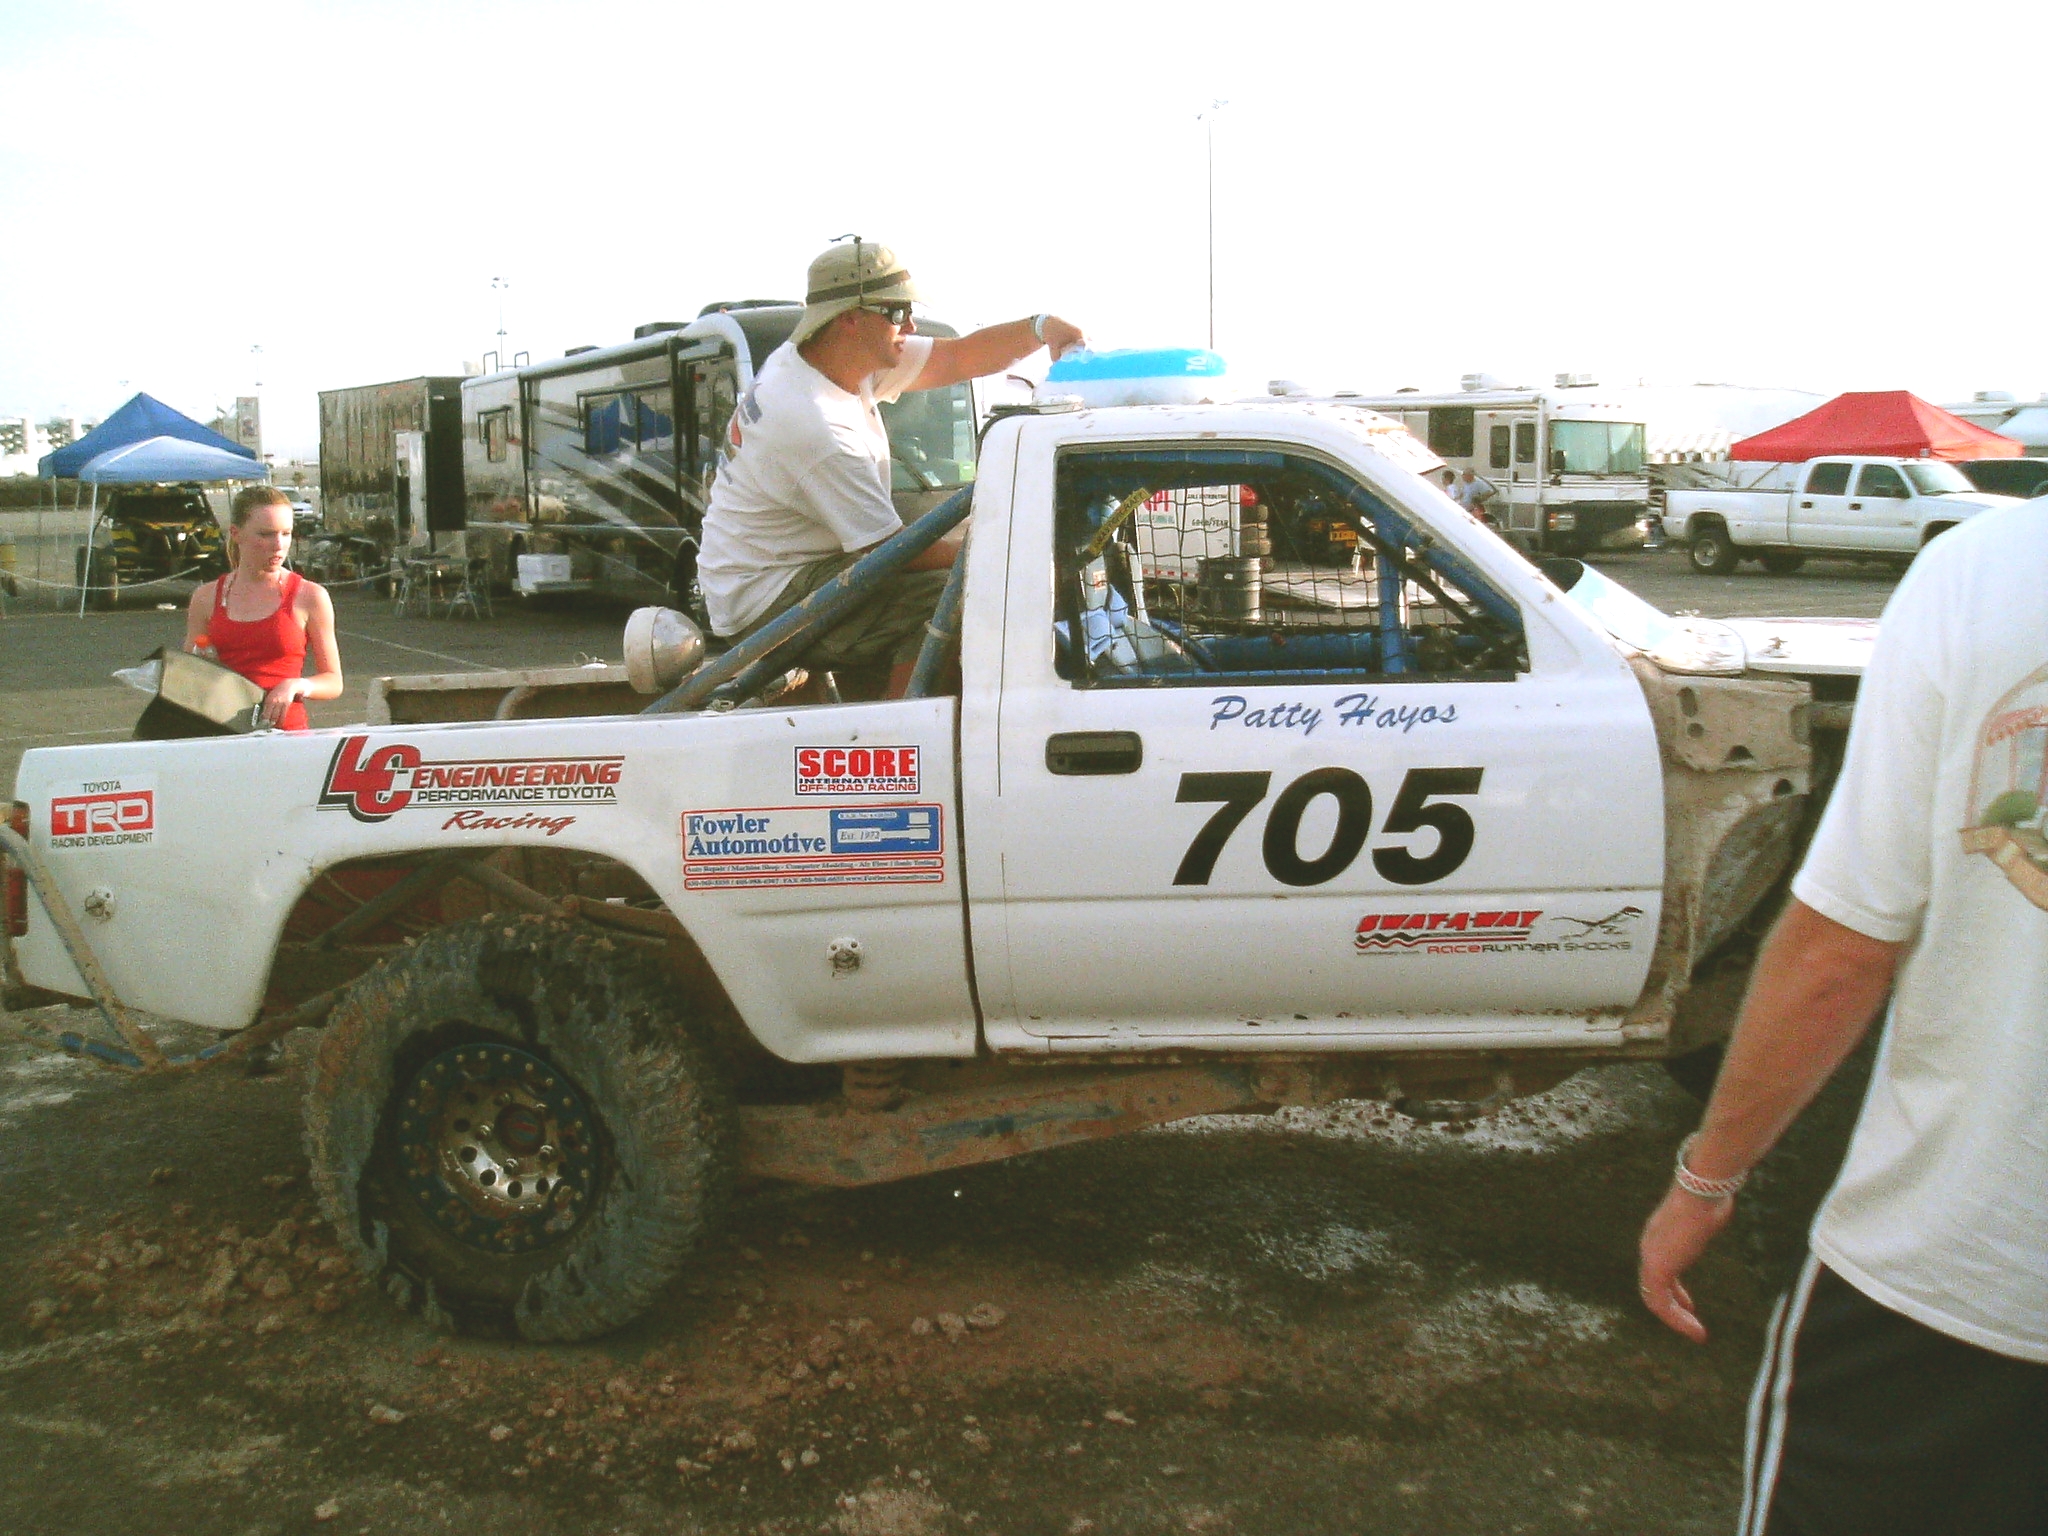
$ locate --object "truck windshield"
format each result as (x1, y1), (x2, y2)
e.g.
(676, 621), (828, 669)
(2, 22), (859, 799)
(1902, 461), (1974, 496)
(1548, 421), (1646, 475)
(880, 384), (977, 493)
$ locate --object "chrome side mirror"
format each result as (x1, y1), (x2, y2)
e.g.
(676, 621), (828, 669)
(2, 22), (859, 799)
(623, 606), (707, 694)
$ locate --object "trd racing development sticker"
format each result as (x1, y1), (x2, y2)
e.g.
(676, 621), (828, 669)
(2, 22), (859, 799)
(48, 775), (158, 850)
(682, 805), (944, 890)
(319, 735), (622, 825)
(1354, 905), (1644, 956)
(794, 744), (920, 796)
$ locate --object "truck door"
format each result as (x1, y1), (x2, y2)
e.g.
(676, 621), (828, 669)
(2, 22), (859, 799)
(1848, 462), (1917, 551)
(1788, 460), (1854, 549)
(967, 429), (1666, 1053)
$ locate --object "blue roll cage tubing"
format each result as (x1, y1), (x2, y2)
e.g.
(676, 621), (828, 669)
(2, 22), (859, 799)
(642, 487), (974, 714)
(1056, 447), (1525, 685)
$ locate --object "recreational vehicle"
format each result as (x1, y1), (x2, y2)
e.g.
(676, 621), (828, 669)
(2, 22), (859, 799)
(461, 304), (981, 612)
(1322, 381), (1649, 555)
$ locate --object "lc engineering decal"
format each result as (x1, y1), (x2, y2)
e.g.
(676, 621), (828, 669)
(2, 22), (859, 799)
(320, 735), (623, 824)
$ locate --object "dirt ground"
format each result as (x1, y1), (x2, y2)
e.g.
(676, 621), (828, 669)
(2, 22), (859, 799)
(0, 553), (1900, 1535)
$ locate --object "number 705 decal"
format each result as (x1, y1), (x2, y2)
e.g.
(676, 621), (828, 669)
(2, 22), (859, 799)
(1173, 767), (1483, 888)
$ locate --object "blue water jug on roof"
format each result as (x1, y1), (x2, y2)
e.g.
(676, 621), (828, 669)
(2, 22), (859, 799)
(1040, 347), (1230, 408)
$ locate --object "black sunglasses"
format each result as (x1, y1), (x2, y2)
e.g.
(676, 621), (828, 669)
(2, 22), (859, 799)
(860, 302), (914, 326)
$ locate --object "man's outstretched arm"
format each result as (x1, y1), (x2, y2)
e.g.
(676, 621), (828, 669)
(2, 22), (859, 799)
(914, 316), (1086, 390)
(1637, 898), (1903, 1343)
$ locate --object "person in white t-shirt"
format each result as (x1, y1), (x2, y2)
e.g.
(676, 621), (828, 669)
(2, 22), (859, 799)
(698, 238), (1084, 696)
(1453, 468), (1498, 525)
(1638, 502), (2048, 1533)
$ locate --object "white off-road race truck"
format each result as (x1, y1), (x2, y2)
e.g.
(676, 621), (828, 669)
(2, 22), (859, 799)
(1, 400), (1872, 1343)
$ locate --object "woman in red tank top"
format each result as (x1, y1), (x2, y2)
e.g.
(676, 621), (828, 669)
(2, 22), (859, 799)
(182, 486), (342, 730)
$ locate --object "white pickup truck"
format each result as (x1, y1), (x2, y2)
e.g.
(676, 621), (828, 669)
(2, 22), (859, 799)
(1670, 455), (2016, 574)
(2, 400), (1872, 1342)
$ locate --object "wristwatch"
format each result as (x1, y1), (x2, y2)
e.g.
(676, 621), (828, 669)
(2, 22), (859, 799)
(1031, 313), (1051, 343)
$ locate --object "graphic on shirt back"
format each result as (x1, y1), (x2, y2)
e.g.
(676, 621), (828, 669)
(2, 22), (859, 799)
(1961, 659), (2048, 910)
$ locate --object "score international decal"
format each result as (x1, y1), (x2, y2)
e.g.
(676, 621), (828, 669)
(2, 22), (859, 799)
(683, 805), (944, 890)
(49, 775), (158, 850)
(794, 745), (920, 796)
(319, 735), (623, 824)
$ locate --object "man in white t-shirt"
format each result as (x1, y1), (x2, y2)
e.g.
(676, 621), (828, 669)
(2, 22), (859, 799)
(1638, 503), (2048, 1533)
(1453, 468), (1498, 524)
(698, 238), (1084, 696)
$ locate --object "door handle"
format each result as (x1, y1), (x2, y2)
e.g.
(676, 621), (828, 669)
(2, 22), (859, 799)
(1849, 502), (1863, 510)
(1046, 730), (1143, 775)
(1799, 500), (1813, 508)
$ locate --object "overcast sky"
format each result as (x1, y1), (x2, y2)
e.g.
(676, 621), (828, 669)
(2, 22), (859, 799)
(3, 0), (2044, 459)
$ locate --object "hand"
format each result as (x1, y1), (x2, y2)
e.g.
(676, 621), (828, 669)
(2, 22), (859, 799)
(1040, 316), (1086, 361)
(1638, 1185), (1736, 1343)
(260, 679), (303, 726)
(186, 640), (219, 661)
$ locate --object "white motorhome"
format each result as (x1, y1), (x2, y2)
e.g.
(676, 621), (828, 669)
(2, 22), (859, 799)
(1307, 378), (1648, 555)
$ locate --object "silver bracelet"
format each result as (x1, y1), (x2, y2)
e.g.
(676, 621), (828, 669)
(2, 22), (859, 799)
(1674, 1132), (1748, 1199)
(1031, 312), (1050, 343)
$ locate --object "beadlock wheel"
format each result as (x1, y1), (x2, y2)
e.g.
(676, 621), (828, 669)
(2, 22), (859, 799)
(393, 1042), (602, 1257)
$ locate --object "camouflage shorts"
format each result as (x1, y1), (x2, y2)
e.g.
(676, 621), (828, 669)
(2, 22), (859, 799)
(730, 552), (950, 670)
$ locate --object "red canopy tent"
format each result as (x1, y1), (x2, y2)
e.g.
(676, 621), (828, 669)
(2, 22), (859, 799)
(1730, 390), (2022, 462)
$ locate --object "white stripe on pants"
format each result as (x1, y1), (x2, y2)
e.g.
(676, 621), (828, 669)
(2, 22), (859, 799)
(1740, 1252), (1824, 1536)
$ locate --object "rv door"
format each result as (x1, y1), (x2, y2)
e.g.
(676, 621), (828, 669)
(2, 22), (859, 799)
(394, 430), (429, 554)
(1479, 411), (1541, 541)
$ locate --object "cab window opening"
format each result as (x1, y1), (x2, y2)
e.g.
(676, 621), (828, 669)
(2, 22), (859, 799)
(1050, 446), (1526, 689)
(1806, 462), (1852, 495)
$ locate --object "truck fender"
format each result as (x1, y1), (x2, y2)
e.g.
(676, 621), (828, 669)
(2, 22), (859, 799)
(1621, 658), (1813, 1052)
(263, 847), (749, 1057)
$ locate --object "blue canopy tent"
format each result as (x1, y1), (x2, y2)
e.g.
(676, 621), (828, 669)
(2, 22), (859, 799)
(71, 435), (270, 616)
(80, 436), (272, 485)
(39, 392), (256, 479)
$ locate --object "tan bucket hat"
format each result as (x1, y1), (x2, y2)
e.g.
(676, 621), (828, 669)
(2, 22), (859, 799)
(790, 238), (919, 345)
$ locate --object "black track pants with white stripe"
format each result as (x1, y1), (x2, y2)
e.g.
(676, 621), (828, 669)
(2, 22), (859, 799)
(1741, 1253), (2048, 1536)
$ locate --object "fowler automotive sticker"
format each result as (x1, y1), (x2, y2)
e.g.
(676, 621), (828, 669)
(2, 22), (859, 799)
(319, 735), (622, 824)
(1355, 910), (1541, 954)
(794, 745), (920, 796)
(683, 805), (944, 890)
(49, 776), (158, 850)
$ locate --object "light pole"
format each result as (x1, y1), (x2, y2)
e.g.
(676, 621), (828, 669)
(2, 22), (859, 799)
(492, 277), (510, 361)
(1198, 99), (1230, 351)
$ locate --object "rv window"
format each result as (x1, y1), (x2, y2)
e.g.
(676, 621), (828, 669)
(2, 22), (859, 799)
(1855, 463), (1910, 500)
(1426, 407), (1475, 459)
(1514, 423), (1536, 464)
(481, 409), (510, 463)
(584, 394), (631, 457)
(1489, 425), (1511, 470)
(1049, 446), (1525, 689)
(1805, 462), (1852, 495)
(635, 388), (674, 451)
(1548, 421), (1646, 475)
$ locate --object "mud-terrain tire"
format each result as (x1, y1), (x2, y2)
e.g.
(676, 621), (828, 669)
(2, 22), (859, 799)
(1757, 550), (1805, 576)
(304, 915), (735, 1341)
(1687, 522), (1740, 575)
